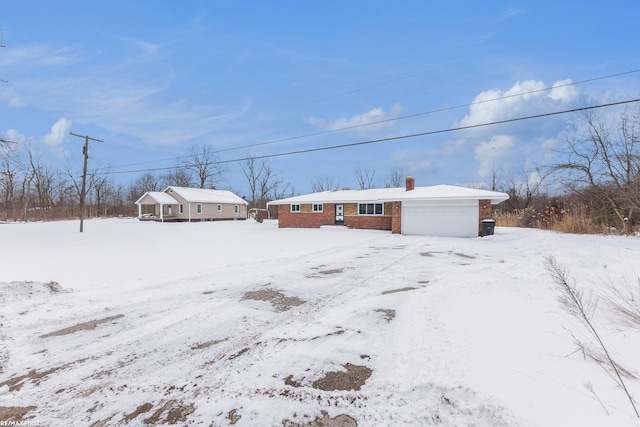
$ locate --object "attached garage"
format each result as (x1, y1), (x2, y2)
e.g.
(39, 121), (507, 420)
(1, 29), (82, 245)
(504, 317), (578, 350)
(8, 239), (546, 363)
(267, 177), (509, 237)
(402, 199), (479, 237)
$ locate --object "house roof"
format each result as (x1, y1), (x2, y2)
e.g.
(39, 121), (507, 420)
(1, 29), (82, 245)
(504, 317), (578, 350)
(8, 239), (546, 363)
(267, 184), (509, 205)
(165, 187), (249, 205)
(135, 191), (177, 205)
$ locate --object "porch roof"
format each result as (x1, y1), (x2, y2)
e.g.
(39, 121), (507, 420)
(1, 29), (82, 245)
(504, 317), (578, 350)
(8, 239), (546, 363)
(135, 191), (177, 205)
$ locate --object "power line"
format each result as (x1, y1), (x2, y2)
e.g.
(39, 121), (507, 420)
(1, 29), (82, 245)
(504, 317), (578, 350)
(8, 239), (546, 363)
(103, 97), (640, 176)
(103, 68), (640, 172)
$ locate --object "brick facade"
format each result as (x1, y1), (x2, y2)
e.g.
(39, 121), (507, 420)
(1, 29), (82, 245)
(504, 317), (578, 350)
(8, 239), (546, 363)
(277, 203), (336, 228)
(391, 201), (402, 234)
(277, 202), (393, 230)
(478, 199), (492, 236)
(344, 215), (392, 230)
(276, 197), (496, 236)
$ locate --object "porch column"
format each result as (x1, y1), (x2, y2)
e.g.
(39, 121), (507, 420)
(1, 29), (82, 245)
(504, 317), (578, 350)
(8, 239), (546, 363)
(138, 203), (142, 218)
(160, 203), (164, 222)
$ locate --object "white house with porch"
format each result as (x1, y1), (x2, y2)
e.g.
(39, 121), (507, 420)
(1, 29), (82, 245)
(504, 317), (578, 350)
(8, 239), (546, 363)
(135, 186), (248, 222)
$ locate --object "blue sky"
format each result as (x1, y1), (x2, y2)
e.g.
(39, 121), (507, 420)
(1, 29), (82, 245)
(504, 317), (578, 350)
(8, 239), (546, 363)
(1, 1), (640, 196)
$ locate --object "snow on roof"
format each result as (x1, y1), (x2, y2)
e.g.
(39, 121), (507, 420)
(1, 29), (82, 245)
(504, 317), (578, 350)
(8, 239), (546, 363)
(166, 186), (249, 205)
(267, 184), (509, 206)
(135, 191), (177, 205)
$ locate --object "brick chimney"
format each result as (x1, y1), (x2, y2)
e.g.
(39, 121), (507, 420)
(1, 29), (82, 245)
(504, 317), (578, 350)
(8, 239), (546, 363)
(405, 176), (415, 191)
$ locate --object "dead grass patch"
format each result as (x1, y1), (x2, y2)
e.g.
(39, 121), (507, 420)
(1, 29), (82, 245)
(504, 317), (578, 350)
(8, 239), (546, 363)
(0, 406), (37, 422)
(283, 411), (357, 427)
(242, 289), (306, 312)
(143, 400), (195, 425)
(124, 402), (153, 422)
(382, 286), (417, 295)
(190, 338), (227, 350)
(1, 362), (75, 392)
(454, 252), (476, 259)
(318, 268), (344, 275)
(40, 314), (124, 338)
(375, 309), (396, 323)
(227, 408), (241, 424)
(312, 363), (372, 391)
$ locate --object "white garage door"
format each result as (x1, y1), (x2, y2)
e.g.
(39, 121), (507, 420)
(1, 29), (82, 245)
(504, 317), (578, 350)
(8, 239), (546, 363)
(402, 200), (479, 237)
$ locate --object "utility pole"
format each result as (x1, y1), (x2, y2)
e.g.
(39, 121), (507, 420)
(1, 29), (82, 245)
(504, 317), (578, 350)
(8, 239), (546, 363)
(69, 132), (103, 232)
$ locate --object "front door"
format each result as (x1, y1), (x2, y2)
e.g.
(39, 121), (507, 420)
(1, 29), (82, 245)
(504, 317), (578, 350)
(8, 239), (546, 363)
(335, 204), (344, 225)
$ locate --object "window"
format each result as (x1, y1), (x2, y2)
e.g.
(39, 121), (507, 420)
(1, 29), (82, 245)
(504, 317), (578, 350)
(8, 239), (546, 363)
(217, 204), (222, 211)
(179, 204), (184, 214)
(197, 204), (203, 214)
(358, 203), (383, 215)
(312, 203), (323, 212)
(234, 205), (239, 214)
(291, 204), (300, 212)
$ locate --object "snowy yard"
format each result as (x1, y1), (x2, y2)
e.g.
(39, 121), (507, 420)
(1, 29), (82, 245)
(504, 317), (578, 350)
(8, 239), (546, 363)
(1, 218), (640, 426)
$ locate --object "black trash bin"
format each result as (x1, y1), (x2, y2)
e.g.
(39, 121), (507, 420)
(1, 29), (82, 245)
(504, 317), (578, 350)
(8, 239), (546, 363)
(481, 219), (496, 236)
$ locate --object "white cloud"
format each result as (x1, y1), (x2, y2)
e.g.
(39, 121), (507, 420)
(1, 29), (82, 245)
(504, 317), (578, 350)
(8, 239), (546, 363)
(3, 129), (28, 144)
(0, 43), (83, 67)
(8, 97), (25, 107)
(474, 135), (515, 178)
(459, 78), (583, 131)
(308, 104), (403, 132)
(547, 79), (579, 104)
(42, 117), (72, 148)
(459, 80), (547, 127)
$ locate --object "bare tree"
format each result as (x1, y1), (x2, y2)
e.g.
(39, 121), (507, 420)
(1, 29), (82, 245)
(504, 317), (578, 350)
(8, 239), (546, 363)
(0, 145), (21, 221)
(162, 168), (194, 188)
(545, 256), (639, 417)
(312, 175), (341, 192)
(383, 167), (405, 188)
(354, 166), (377, 190)
(554, 107), (640, 232)
(181, 143), (225, 188)
(88, 170), (111, 217)
(26, 146), (57, 220)
(241, 155), (283, 208)
(498, 166), (550, 212)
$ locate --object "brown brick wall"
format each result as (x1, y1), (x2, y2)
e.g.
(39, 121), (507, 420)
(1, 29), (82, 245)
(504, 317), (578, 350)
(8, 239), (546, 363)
(277, 203), (336, 228)
(478, 199), (492, 236)
(391, 201), (402, 234)
(344, 215), (392, 230)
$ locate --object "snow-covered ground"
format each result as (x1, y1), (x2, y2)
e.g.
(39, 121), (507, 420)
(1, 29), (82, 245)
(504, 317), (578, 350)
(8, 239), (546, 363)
(1, 218), (639, 426)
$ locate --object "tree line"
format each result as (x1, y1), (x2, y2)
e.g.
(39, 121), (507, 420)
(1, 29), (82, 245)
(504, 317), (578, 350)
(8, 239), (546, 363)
(2, 105), (639, 233)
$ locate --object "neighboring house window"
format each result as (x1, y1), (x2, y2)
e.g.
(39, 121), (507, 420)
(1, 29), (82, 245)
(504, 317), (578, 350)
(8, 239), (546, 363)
(197, 204), (203, 214)
(217, 204), (222, 211)
(358, 203), (383, 215)
(291, 204), (300, 212)
(312, 203), (323, 212)
(234, 205), (239, 214)
(179, 204), (184, 214)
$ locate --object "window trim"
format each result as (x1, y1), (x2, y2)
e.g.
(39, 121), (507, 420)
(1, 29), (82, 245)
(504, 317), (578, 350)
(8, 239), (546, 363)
(234, 205), (239, 214)
(358, 202), (384, 216)
(312, 203), (323, 213)
(217, 204), (222, 212)
(196, 204), (203, 214)
(290, 204), (300, 213)
(179, 204), (184, 214)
